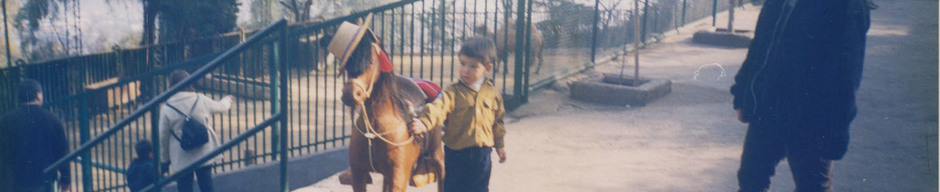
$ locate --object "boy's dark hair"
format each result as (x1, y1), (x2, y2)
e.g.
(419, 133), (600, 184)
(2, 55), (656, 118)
(169, 70), (195, 91)
(17, 79), (42, 103)
(459, 37), (497, 66)
(135, 140), (153, 159)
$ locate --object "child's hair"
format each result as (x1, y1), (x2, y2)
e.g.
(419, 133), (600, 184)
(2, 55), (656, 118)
(459, 37), (497, 66)
(135, 140), (153, 159)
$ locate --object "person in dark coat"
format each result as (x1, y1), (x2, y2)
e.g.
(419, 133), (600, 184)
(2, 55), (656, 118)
(127, 140), (158, 192)
(0, 79), (71, 192)
(730, 0), (873, 191)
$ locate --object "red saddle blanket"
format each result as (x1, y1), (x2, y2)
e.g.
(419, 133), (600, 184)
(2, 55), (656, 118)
(410, 78), (441, 102)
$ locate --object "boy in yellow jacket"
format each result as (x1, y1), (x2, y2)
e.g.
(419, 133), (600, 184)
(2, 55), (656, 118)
(411, 37), (507, 192)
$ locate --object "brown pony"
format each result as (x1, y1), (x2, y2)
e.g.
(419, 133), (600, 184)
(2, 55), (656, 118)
(475, 20), (545, 74)
(340, 37), (445, 192)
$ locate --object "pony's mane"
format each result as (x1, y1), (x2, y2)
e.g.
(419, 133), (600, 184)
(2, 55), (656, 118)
(368, 72), (414, 127)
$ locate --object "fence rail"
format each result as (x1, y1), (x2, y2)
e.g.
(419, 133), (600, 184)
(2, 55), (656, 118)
(11, 0), (757, 191)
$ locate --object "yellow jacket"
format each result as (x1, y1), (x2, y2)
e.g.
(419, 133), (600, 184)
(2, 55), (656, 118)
(419, 78), (506, 150)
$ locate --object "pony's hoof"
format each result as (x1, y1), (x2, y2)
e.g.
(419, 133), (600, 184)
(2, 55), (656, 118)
(339, 169), (373, 185)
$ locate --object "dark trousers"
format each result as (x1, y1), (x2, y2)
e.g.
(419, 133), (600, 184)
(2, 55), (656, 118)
(444, 146), (492, 192)
(737, 121), (834, 192)
(177, 166), (213, 192)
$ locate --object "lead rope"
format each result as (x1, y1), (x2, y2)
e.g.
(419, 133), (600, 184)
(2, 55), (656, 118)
(352, 108), (379, 173)
(353, 103), (415, 173)
(355, 104), (414, 146)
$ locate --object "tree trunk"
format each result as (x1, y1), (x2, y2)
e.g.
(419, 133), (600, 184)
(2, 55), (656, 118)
(728, 0), (735, 32)
(141, 0), (157, 45)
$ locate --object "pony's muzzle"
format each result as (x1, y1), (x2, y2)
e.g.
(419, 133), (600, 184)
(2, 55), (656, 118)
(341, 81), (365, 107)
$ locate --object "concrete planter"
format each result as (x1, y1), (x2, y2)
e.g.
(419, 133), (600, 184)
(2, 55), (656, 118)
(692, 27), (754, 48)
(570, 74), (671, 106)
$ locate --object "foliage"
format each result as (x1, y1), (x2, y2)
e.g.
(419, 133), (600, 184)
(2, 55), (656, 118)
(156, 0), (240, 43)
(534, 0), (602, 48)
(14, 0), (59, 35)
(14, 0), (76, 62)
(535, 0), (679, 49)
(280, 0), (313, 22)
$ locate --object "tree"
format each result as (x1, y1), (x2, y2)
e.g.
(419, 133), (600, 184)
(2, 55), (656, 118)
(280, 0), (312, 22)
(0, 0), (22, 68)
(140, 0), (157, 45)
(728, 0), (735, 32)
(156, 0), (239, 44)
(14, 0), (79, 62)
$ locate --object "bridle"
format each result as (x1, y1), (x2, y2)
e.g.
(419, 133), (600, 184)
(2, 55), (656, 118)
(347, 44), (415, 172)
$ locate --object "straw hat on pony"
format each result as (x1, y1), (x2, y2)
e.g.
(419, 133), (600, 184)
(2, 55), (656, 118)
(328, 13), (380, 69)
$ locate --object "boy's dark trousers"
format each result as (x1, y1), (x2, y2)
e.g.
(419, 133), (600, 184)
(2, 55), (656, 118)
(177, 166), (213, 192)
(444, 146), (492, 192)
(737, 120), (834, 192)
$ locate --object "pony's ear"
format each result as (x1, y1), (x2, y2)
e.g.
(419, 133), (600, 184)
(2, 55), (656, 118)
(373, 44), (394, 73)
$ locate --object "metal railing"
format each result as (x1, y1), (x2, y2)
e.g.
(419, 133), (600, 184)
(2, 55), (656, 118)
(41, 19), (290, 192)
(139, 115), (287, 192)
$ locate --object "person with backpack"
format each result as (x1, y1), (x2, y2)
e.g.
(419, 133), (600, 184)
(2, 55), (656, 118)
(159, 69), (233, 192)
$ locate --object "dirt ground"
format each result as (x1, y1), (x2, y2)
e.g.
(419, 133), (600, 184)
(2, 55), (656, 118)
(297, 1), (938, 191)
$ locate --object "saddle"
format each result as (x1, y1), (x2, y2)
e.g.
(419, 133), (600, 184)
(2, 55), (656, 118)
(393, 76), (443, 187)
(393, 76), (441, 106)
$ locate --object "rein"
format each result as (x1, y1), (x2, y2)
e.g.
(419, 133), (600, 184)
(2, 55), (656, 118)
(353, 104), (414, 146)
(353, 101), (415, 173)
(349, 52), (417, 172)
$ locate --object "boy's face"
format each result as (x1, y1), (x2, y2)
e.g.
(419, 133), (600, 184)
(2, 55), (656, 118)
(458, 54), (492, 84)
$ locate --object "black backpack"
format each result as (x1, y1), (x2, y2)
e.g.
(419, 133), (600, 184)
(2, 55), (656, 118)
(165, 97), (210, 150)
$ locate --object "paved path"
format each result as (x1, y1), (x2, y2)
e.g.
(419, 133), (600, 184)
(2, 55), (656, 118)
(296, 1), (937, 191)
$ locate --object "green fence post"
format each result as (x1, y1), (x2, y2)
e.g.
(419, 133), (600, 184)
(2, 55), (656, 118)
(151, 107), (162, 192)
(79, 95), (93, 192)
(522, 0), (533, 103)
(641, 0), (650, 43)
(590, 0), (599, 64)
(682, 0), (687, 26)
(270, 41), (280, 160)
(278, 22), (290, 192)
(712, 0), (718, 26)
(513, 0), (526, 101)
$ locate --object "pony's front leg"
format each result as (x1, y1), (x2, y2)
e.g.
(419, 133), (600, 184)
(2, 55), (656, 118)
(349, 134), (371, 192)
(351, 169), (370, 192)
(382, 165), (413, 192)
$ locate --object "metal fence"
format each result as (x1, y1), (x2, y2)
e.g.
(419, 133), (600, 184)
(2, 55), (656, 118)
(37, 18), (290, 192)
(7, 0), (759, 191)
(0, 22), (323, 116)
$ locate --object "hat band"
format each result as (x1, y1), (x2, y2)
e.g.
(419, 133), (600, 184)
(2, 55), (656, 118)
(340, 27), (365, 63)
